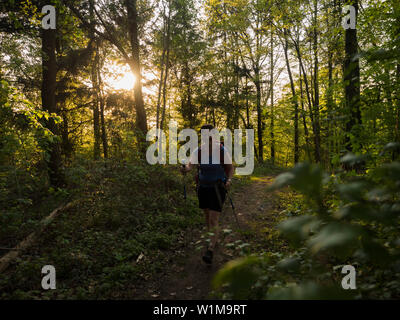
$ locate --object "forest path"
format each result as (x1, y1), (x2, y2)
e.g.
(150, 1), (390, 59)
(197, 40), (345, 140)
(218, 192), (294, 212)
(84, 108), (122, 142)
(132, 175), (279, 299)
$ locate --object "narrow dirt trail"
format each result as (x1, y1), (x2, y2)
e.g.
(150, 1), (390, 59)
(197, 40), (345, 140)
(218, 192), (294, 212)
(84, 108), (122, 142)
(133, 176), (278, 299)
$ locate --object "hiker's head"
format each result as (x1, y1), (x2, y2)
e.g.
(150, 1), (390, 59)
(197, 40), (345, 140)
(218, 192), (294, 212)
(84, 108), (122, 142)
(200, 124), (216, 146)
(200, 124), (214, 131)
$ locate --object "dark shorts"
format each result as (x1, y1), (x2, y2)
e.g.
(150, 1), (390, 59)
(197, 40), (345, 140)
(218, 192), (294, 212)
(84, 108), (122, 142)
(197, 184), (227, 212)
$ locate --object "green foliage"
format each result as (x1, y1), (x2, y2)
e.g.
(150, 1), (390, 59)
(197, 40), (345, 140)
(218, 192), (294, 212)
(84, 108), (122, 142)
(214, 147), (400, 299)
(0, 79), (62, 246)
(0, 160), (203, 299)
(213, 256), (260, 299)
(267, 281), (354, 300)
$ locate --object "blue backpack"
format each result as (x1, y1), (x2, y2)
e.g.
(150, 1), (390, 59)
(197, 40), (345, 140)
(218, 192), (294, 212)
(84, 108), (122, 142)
(195, 144), (229, 186)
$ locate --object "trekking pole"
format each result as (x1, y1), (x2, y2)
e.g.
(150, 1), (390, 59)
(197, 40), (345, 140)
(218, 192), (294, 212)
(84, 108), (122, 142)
(218, 180), (241, 229)
(227, 192), (240, 228)
(181, 160), (187, 200)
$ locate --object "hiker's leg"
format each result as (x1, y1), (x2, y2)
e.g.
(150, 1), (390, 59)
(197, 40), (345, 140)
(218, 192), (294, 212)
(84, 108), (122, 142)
(203, 209), (210, 231)
(208, 210), (220, 250)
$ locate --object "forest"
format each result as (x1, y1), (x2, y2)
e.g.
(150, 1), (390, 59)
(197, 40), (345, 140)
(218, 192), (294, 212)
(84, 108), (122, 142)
(0, 0), (400, 300)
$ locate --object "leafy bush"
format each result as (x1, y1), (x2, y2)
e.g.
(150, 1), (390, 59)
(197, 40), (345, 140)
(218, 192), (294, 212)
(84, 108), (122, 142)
(213, 147), (400, 299)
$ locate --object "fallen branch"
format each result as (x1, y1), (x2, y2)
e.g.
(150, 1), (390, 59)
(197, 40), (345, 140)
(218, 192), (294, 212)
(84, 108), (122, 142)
(0, 201), (77, 273)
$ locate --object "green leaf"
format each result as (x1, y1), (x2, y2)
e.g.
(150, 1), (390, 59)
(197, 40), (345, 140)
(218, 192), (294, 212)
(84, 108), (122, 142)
(379, 162), (400, 181)
(340, 153), (368, 167)
(267, 281), (354, 300)
(276, 257), (301, 273)
(335, 203), (377, 221)
(307, 222), (364, 258)
(337, 182), (366, 202)
(360, 238), (392, 266)
(278, 215), (321, 243)
(269, 172), (295, 190)
(382, 142), (400, 153)
(213, 256), (260, 299)
(270, 162), (327, 199)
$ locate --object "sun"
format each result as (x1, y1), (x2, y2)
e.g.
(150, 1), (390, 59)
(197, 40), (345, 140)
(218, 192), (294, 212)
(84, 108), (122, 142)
(111, 72), (136, 90)
(104, 63), (136, 91)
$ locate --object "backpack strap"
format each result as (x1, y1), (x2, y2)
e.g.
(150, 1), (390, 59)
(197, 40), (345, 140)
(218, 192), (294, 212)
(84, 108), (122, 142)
(196, 144), (230, 184)
(198, 144), (225, 165)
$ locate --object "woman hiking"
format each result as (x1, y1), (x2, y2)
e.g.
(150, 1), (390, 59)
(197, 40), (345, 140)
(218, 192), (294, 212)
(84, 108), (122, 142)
(180, 124), (234, 264)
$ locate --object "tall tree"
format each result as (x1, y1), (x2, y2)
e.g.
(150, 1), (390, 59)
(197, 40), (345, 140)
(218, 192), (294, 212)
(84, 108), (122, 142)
(160, 1), (171, 131)
(270, 27), (275, 163)
(126, 0), (148, 136)
(91, 45), (101, 160)
(312, 0), (321, 162)
(282, 29), (299, 163)
(41, 26), (64, 186)
(344, 0), (361, 152)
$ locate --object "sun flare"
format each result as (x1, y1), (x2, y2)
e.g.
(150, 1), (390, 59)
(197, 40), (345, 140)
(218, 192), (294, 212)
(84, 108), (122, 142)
(109, 72), (136, 91)
(112, 72), (136, 90)
(104, 63), (136, 91)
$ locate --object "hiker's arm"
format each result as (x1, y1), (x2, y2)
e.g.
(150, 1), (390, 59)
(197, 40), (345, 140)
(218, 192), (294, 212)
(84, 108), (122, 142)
(181, 148), (198, 173)
(225, 163), (234, 188)
(181, 162), (195, 173)
(226, 163), (234, 179)
(223, 146), (234, 188)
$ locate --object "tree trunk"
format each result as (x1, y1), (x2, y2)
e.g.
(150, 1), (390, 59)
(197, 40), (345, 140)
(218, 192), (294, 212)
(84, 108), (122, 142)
(245, 76), (250, 128)
(255, 77), (263, 162)
(61, 111), (72, 160)
(270, 29), (275, 164)
(234, 54), (240, 130)
(327, 0), (335, 164)
(392, 0), (400, 142)
(92, 48), (101, 160)
(160, 5), (171, 131)
(299, 62), (311, 161)
(156, 3), (167, 129)
(283, 30), (299, 164)
(0, 201), (76, 273)
(344, 0), (361, 152)
(41, 28), (64, 186)
(396, 63), (400, 142)
(126, 0), (148, 137)
(313, 0), (321, 163)
(97, 64), (108, 159)
(294, 39), (320, 162)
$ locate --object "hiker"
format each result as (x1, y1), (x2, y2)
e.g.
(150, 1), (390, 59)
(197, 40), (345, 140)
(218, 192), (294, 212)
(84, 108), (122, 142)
(180, 124), (234, 264)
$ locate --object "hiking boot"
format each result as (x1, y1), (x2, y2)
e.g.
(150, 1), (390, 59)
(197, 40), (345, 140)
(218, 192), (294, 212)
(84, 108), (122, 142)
(202, 249), (213, 264)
